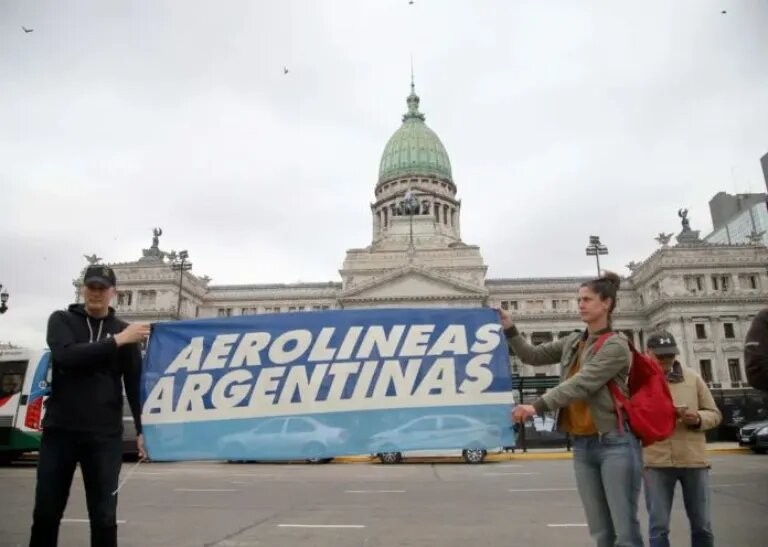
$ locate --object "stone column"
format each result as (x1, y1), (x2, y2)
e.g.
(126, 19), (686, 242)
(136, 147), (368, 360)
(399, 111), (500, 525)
(710, 316), (729, 385)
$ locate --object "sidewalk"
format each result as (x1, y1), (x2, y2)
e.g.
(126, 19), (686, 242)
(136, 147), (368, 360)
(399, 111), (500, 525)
(334, 442), (749, 463)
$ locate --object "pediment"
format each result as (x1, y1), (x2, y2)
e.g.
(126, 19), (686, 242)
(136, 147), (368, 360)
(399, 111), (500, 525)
(340, 266), (487, 302)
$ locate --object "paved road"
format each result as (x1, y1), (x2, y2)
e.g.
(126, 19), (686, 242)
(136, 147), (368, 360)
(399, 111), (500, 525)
(1, 454), (766, 546)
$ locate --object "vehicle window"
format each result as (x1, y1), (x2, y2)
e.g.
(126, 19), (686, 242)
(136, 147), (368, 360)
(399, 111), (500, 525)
(402, 418), (437, 433)
(256, 419), (285, 434)
(287, 418), (315, 433)
(0, 373), (23, 398)
(441, 416), (470, 430)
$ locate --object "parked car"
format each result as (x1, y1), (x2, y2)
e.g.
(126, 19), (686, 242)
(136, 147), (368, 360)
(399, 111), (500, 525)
(738, 420), (768, 454)
(369, 414), (505, 464)
(122, 396), (139, 458)
(219, 416), (348, 464)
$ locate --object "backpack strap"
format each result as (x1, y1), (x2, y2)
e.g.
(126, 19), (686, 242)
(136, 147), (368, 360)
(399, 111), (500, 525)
(591, 332), (628, 435)
(592, 332), (614, 354)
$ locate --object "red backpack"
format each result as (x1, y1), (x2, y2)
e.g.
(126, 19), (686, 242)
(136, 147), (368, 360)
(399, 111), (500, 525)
(594, 333), (676, 447)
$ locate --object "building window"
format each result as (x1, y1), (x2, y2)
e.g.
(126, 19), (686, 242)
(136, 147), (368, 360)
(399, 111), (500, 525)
(727, 358), (742, 383)
(712, 275), (729, 292)
(501, 301), (509, 310)
(724, 323), (735, 339)
(312, 305), (322, 311)
(321, 305), (330, 310)
(750, 275), (758, 289)
(685, 275), (704, 292)
(526, 300), (544, 311)
(552, 299), (569, 310)
(695, 323), (707, 340)
(117, 291), (133, 307)
(699, 359), (713, 383)
(138, 290), (156, 307)
(217, 308), (232, 317)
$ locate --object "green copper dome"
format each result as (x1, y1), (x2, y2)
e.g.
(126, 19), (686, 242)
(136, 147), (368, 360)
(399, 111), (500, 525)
(378, 84), (452, 184)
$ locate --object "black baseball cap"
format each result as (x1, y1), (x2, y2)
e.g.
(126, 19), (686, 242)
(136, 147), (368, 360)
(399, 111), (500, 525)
(646, 331), (679, 356)
(83, 265), (117, 288)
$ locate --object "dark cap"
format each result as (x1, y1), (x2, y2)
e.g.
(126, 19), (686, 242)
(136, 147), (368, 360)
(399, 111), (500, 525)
(83, 265), (116, 288)
(646, 330), (679, 356)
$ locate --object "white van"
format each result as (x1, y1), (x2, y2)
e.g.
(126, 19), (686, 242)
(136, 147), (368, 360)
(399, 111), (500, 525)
(0, 348), (50, 464)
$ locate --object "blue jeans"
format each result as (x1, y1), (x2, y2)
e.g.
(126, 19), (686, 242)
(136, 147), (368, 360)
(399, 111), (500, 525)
(29, 428), (123, 547)
(572, 429), (644, 547)
(643, 467), (714, 547)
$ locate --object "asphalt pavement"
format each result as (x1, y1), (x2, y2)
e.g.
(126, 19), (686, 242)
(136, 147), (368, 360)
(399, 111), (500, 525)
(1, 453), (766, 546)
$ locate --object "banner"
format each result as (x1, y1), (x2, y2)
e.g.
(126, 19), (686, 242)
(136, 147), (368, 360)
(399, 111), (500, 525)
(141, 308), (516, 461)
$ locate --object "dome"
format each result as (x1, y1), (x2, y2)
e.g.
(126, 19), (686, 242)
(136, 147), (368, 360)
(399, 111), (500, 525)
(378, 84), (452, 184)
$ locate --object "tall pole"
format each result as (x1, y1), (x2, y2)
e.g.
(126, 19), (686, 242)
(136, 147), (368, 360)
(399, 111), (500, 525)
(585, 236), (608, 277)
(403, 189), (418, 249)
(172, 250), (191, 319)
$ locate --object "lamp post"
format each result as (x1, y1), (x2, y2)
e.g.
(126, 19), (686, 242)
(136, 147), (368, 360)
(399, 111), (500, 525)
(0, 284), (8, 314)
(585, 235), (608, 277)
(171, 250), (191, 319)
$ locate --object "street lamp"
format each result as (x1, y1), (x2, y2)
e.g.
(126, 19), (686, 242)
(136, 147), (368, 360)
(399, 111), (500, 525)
(585, 235), (608, 277)
(400, 189), (420, 248)
(0, 284), (8, 314)
(171, 250), (191, 319)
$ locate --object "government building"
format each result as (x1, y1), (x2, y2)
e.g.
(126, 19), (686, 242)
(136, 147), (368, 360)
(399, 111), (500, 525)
(76, 84), (768, 398)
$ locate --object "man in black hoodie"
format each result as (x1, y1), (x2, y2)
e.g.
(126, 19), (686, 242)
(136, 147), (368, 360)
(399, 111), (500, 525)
(29, 265), (150, 547)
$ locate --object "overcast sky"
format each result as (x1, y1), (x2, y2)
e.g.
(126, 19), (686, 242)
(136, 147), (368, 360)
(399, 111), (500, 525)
(1, 0), (767, 348)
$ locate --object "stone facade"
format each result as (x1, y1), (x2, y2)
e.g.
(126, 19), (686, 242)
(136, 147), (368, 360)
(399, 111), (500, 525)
(73, 86), (768, 391)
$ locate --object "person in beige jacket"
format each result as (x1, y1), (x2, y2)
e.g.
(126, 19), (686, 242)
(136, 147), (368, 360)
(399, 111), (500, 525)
(642, 331), (722, 547)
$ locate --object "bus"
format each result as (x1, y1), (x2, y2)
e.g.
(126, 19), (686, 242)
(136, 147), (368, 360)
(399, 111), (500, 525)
(0, 348), (49, 464)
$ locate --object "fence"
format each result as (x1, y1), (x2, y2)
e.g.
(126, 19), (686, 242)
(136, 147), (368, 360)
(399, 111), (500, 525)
(511, 378), (768, 448)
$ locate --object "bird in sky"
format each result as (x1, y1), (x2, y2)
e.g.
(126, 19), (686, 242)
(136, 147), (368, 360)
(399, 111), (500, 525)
(283, 66), (289, 74)
(409, 1), (414, 5)
(22, 26), (34, 33)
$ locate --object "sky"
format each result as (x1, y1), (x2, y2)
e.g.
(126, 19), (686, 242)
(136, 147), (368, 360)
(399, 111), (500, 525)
(1, 0), (767, 348)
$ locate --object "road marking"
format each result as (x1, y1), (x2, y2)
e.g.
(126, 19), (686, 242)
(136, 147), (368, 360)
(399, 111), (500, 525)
(278, 524), (366, 529)
(344, 489), (406, 493)
(547, 523), (587, 527)
(509, 487), (577, 492)
(230, 473), (277, 477)
(174, 488), (237, 492)
(484, 472), (538, 476)
(62, 518), (126, 524)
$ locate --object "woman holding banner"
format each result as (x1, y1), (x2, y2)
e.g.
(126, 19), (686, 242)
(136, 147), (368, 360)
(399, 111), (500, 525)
(498, 272), (643, 547)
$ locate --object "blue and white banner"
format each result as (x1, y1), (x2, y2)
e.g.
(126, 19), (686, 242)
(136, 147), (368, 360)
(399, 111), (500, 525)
(141, 308), (516, 461)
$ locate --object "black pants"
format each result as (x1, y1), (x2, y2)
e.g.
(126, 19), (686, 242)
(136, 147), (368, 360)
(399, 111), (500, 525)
(29, 428), (123, 547)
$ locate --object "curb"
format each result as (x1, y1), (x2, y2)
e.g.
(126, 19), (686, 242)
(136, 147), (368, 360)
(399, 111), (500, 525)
(334, 446), (750, 463)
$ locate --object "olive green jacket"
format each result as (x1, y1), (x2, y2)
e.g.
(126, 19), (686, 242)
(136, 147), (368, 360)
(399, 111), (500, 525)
(505, 326), (631, 434)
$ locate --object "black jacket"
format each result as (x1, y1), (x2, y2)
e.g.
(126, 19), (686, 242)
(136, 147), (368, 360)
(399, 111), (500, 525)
(44, 304), (142, 435)
(745, 308), (768, 392)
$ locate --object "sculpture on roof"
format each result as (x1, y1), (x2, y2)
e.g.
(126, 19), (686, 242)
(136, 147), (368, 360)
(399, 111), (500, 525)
(654, 232), (673, 247)
(83, 254), (102, 265)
